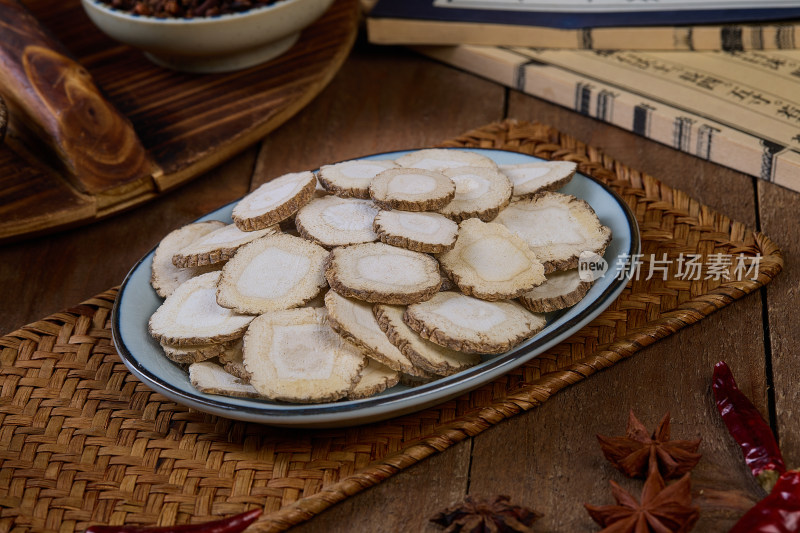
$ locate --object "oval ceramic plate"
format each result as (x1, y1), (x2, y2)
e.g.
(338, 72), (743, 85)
(113, 148), (640, 427)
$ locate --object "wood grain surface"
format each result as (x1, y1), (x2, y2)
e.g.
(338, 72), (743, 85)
(0, 94), (7, 142)
(1, 42), (795, 532)
(0, 0), (359, 242)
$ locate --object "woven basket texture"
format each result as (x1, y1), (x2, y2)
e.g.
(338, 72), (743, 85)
(0, 120), (782, 532)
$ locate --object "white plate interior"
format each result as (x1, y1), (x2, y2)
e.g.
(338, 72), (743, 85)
(113, 148), (640, 427)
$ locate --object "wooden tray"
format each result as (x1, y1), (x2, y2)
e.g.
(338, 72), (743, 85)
(0, 0), (359, 243)
(0, 120), (783, 532)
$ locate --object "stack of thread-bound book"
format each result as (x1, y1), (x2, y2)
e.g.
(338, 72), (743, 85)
(367, 0), (800, 193)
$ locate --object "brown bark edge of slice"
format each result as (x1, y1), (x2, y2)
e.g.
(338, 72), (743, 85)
(503, 161), (577, 199)
(369, 168), (456, 212)
(326, 269), (441, 305)
(151, 321), (249, 348)
(324, 245), (442, 305)
(513, 173), (574, 199)
(152, 325), (247, 346)
(371, 194), (455, 212)
(294, 197), (379, 248)
(174, 249), (233, 269)
(373, 211), (458, 254)
(317, 173), (367, 199)
(403, 312), (531, 355)
(438, 219), (545, 301)
(243, 308), (366, 403)
(189, 362), (261, 399)
(374, 304), (479, 376)
(375, 231), (454, 253)
(541, 239), (611, 274)
(325, 293), (420, 376)
(347, 360), (400, 400)
(151, 220), (227, 298)
(148, 272), (254, 346)
(223, 361), (251, 382)
(233, 173), (317, 231)
(217, 342), (250, 381)
(518, 279), (593, 313)
(497, 193), (612, 274)
(403, 297), (544, 356)
(216, 233), (329, 314)
(317, 160), (398, 199)
(161, 340), (231, 364)
(440, 201), (510, 224)
(172, 225), (278, 268)
(439, 166), (513, 224)
(439, 261), (543, 302)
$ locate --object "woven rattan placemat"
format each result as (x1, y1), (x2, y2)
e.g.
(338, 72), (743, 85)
(0, 120), (782, 532)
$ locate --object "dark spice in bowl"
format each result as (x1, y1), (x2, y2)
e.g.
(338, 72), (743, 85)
(99, 0), (280, 18)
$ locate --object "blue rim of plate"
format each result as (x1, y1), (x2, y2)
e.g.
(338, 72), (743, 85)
(112, 148), (640, 426)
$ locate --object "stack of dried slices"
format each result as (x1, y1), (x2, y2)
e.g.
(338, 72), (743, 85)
(147, 149), (611, 403)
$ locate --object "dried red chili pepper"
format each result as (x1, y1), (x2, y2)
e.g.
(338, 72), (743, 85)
(728, 469), (800, 533)
(712, 361), (785, 492)
(85, 509), (262, 533)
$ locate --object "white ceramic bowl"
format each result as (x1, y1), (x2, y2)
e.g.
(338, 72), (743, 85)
(81, 0), (335, 73)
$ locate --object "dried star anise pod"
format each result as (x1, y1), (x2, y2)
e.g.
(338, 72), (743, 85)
(597, 411), (701, 479)
(585, 461), (700, 533)
(430, 495), (542, 533)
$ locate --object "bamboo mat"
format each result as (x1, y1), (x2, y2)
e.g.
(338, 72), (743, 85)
(0, 120), (782, 532)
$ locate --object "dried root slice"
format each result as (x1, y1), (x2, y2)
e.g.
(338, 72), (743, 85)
(217, 340), (250, 381)
(373, 210), (458, 253)
(348, 360), (400, 400)
(189, 361), (261, 399)
(326, 243), (442, 304)
(500, 161), (577, 199)
(172, 223), (279, 268)
(295, 196), (379, 248)
(148, 272), (255, 346)
(518, 269), (593, 313)
(495, 193), (612, 273)
(374, 304), (480, 376)
(318, 159), (398, 199)
(243, 307), (366, 403)
(216, 234), (329, 314)
(439, 167), (512, 223)
(324, 290), (420, 375)
(151, 221), (226, 298)
(394, 149), (497, 172)
(404, 292), (546, 355)
(369, 168), (455, 211)
(160, 339), (231, 364)
(232, 171), (317, 230)
(439, 219), (546, 301)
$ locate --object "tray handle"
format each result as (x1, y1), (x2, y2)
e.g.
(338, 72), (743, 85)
(0, 0), (158, 196)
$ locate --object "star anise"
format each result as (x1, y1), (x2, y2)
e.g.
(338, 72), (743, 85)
(585, 461), (700, 533)
(597, 411), (701, 479)
(430, 495), (542, 533)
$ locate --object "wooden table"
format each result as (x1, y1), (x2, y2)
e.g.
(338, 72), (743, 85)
(1, 40), (798, 532)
